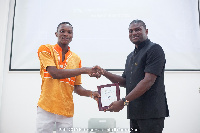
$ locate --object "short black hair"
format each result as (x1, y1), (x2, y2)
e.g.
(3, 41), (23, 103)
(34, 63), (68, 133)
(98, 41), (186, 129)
(57, 22), (73, 31)
(129, 19), (146, 29)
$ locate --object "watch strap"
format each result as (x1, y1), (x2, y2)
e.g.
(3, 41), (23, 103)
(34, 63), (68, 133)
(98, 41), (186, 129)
(122, 98), (129, 106)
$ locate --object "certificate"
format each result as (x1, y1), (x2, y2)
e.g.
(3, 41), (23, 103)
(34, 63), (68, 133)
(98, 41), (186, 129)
(97, 83), (120, 111)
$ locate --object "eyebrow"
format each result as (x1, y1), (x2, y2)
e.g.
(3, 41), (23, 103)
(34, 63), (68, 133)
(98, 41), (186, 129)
(128, 26), (142, 29)
(59, 28), (73, 31)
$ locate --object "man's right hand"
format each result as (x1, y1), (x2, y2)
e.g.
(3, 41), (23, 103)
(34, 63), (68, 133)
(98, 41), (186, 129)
(89, 65), (104, 79)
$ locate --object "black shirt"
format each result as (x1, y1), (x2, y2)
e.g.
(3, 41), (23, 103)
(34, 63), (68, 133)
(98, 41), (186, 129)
(122, 39), (169, 119)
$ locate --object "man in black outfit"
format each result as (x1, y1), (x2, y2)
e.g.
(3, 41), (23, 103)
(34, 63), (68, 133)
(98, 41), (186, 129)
(92, 20), (169, 133)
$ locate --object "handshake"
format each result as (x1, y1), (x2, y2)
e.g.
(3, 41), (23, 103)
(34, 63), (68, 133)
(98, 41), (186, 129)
(82, 65), (105, 79)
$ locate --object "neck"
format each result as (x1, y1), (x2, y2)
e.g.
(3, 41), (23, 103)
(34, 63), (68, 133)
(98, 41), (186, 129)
(58, 43), (69, 51)
(134, 38), (148, 49)
(134, 41), (141, 49)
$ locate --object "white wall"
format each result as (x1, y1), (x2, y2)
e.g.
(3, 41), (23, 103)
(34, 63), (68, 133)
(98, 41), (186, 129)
(0, 0), (200, 133)
(0, 0), (10, 117)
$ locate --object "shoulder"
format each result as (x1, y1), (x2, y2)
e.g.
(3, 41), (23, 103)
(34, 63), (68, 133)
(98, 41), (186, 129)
(151, 43), (164, 50)
(37, 44), (54, 57)
(148, 42), (165, 55)
(38, 44), (52, 53)
(71, 51), (81, 60)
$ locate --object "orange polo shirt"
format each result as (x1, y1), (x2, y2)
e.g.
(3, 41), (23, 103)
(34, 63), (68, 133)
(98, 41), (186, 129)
(37, 44), (82, 117)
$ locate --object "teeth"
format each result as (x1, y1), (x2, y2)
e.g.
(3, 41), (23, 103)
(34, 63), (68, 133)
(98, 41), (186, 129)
(62, 37), (69, 39)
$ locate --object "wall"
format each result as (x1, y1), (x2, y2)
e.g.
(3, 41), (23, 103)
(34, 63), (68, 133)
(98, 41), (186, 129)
(0, 0), (10, 117)
(0, 0), (200, 133)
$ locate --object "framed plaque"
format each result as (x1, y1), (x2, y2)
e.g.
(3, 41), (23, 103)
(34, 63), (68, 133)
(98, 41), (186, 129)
(97, 83), (120, 111)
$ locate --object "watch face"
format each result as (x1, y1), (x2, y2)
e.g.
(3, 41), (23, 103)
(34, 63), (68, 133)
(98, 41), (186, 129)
(124, 100), (129, 106)
(122, 98), (129, 106)
(124, 102), (128, 106)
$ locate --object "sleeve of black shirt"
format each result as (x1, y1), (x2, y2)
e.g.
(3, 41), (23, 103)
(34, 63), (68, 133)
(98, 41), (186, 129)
(122, 70), (126, 78)
(144, 44), (166, 77)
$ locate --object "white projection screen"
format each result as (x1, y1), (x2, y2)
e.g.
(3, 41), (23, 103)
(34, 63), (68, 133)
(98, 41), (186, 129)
(10, 0), (200, 71)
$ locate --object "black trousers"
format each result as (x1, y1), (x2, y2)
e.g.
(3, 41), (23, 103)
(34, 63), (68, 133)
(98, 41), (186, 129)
(130, 117), (165, 133)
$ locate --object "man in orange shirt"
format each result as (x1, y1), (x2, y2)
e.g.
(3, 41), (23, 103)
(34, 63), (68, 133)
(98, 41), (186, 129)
(36, 22), (100, 133)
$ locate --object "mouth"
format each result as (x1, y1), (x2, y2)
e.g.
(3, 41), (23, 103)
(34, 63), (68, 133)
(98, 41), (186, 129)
(131, 36), (139, 40)
(61, 37), (70, 40)
(62, 37), (69, 40)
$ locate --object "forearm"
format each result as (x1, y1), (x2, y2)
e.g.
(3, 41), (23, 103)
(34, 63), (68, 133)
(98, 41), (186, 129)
(103, 69), (126, 87)
(52, 68), (83, 79)
(125, 80), (151, 102)
(47, 66), (91, 79)
(74, 85), (92, 97)
(125, 73), (156, 102)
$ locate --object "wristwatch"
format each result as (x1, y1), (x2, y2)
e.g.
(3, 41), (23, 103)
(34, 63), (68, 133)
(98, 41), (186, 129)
(122, 98), (129, 106)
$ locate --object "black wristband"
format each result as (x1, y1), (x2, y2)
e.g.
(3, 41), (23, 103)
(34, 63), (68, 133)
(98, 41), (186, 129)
(122, 98), (126, 102)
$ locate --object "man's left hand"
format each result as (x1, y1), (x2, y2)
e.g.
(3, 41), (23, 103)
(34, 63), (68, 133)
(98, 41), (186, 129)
(106, 100), (124, 112)
(91, 91), (100, 101)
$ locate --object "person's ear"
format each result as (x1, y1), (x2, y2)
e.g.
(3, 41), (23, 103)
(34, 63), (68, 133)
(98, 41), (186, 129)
(146, 29), (148, 35)
(55, 32), (58, 37)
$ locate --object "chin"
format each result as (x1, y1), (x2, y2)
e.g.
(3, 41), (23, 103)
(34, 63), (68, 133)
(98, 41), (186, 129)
(131, 41), (137, 44)
(61, 41), (70, 45)
(133, 40), (142, 44)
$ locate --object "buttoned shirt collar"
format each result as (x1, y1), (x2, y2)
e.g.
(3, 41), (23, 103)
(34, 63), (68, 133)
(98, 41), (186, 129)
(135, 39), (150, 50)
(54, 44), (70, 52)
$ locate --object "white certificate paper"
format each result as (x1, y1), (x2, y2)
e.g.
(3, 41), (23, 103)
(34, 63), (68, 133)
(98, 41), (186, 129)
(101, 86), (117, 107)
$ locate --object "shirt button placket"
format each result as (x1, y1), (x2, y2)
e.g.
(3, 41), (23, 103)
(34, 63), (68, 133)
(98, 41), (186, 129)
(130, 67), (132, 84)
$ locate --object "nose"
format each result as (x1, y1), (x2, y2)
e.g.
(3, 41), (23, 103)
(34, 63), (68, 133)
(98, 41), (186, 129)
(63, 32), (69, 36)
